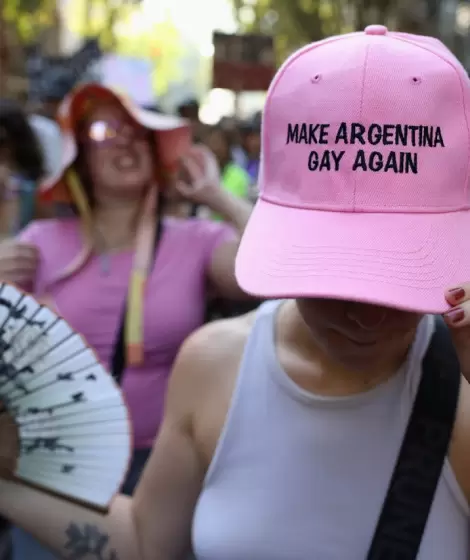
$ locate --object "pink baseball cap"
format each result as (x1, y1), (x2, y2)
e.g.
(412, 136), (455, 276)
(235, 26), (470, 314)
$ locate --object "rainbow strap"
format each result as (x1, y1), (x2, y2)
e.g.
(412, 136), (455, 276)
(125, 187), (157, 366)
(66, 170), (157, 368)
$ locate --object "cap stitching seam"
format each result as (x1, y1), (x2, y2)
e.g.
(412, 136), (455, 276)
(258, 193), (468, 213)
(392, 36), (470, 200)
(355, 43), (371, 211)
(262, 33), (359, 191)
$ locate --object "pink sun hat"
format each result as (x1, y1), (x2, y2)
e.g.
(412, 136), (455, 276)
(235, 25), (470, 314)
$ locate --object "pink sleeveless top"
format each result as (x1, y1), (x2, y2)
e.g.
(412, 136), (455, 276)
(19, 217), (235, 448)
(193, 301), (468, 559)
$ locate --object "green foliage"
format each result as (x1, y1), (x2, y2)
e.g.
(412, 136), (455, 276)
(232, 0), (348, 63)
(232, 0), (448, 64)
(2, 0), (138, 46)
(66, 0), (137, 48)
(2, 0), (57, 41)
(114, 16), (185, 96)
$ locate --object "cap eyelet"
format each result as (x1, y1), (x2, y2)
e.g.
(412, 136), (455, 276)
(411, 76), (422, 85)
(311, 74), (322, 84)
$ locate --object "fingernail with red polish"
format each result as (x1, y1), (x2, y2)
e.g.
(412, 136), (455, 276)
(448, 287), (465, 301)
(445, 307), (465, 324)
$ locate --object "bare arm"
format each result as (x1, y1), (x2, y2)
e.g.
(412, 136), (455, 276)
(208, 188), (252, 234)
(0, 338), (206, 560)
(207, 189), (254, 300)
(0, 482), (138, 559)
(133, 356), (205, 560)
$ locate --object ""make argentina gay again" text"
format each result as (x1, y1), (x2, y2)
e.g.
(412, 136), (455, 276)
(286, 122), (445, 174)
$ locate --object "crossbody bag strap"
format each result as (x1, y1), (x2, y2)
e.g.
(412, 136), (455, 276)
(366, 316), (461, 560)
(110, 220), (163, 384)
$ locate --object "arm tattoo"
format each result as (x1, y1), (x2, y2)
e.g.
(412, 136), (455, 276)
(64, 523), (119, 560)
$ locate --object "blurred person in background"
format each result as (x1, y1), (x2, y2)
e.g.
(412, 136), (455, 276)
(204, 124), (251, 216)
(26, 72), (73, 177)
(28, 73), (74, 121)
(218, 116), (246, 167)
(177, 98), (205, 142)
(27, 74), (72, 220)
(0, 98), (48, 560)
(202, 128), (261, 320)
(239, 113), (261, 202)
(0, 99), (48, 237)
(0, 83), (251, 560)
(28, 115), (63, 184)
(0, 27), (469, 560)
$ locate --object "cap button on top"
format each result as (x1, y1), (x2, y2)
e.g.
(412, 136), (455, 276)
(364, 24), (388, 36)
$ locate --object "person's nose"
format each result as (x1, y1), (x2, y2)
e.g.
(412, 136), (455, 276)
(345, 302), (388, 330)
(114, 125), (134, 147)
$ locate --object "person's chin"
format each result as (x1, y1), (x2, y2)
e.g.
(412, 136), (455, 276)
(333, 338), (387, 367)
(106, 172), (149, 193)
(329, 328), (378, 348)
(327, 331), (389, 368)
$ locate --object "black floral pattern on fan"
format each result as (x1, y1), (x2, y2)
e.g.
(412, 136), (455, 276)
(64, 523), (119, 560)
(0, 283), (132, 512)
(0, 294), (50, 395)
(25, 391), (87, 416)
(0, 296), (46, 326)
(21, 437), (74, 454)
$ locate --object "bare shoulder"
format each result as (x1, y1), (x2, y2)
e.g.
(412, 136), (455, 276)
(449, 377), (470, 504)
(174, 311), (257, 373)
(16, 217), (78, 244)
(167, 311), (258, 421)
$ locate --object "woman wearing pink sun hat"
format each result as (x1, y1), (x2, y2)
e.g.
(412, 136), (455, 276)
(1, 27), (470, 560)
(0, 82), (253, 560)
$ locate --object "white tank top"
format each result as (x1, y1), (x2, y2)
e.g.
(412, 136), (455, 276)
(192, 301), (469, 559)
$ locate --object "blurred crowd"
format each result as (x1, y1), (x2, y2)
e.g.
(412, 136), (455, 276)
(2, 22), (470, 560)
(0, 77), (262, 560)
(0, 85), (261, 240)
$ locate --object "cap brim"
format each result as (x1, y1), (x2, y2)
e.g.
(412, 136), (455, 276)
(236, 198), (470, 314)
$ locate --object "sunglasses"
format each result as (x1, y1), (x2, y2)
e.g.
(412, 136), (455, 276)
(81, 119), (149, 145)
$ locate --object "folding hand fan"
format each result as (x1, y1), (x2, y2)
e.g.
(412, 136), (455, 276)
(0, 282), (131, 511)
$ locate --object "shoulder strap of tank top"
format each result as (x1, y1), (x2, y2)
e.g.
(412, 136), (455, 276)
(366, 316), (461, 560)
(236, 299), (283, 366)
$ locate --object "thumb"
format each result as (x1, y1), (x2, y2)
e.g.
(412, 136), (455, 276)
(36, 296), (57, 312)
